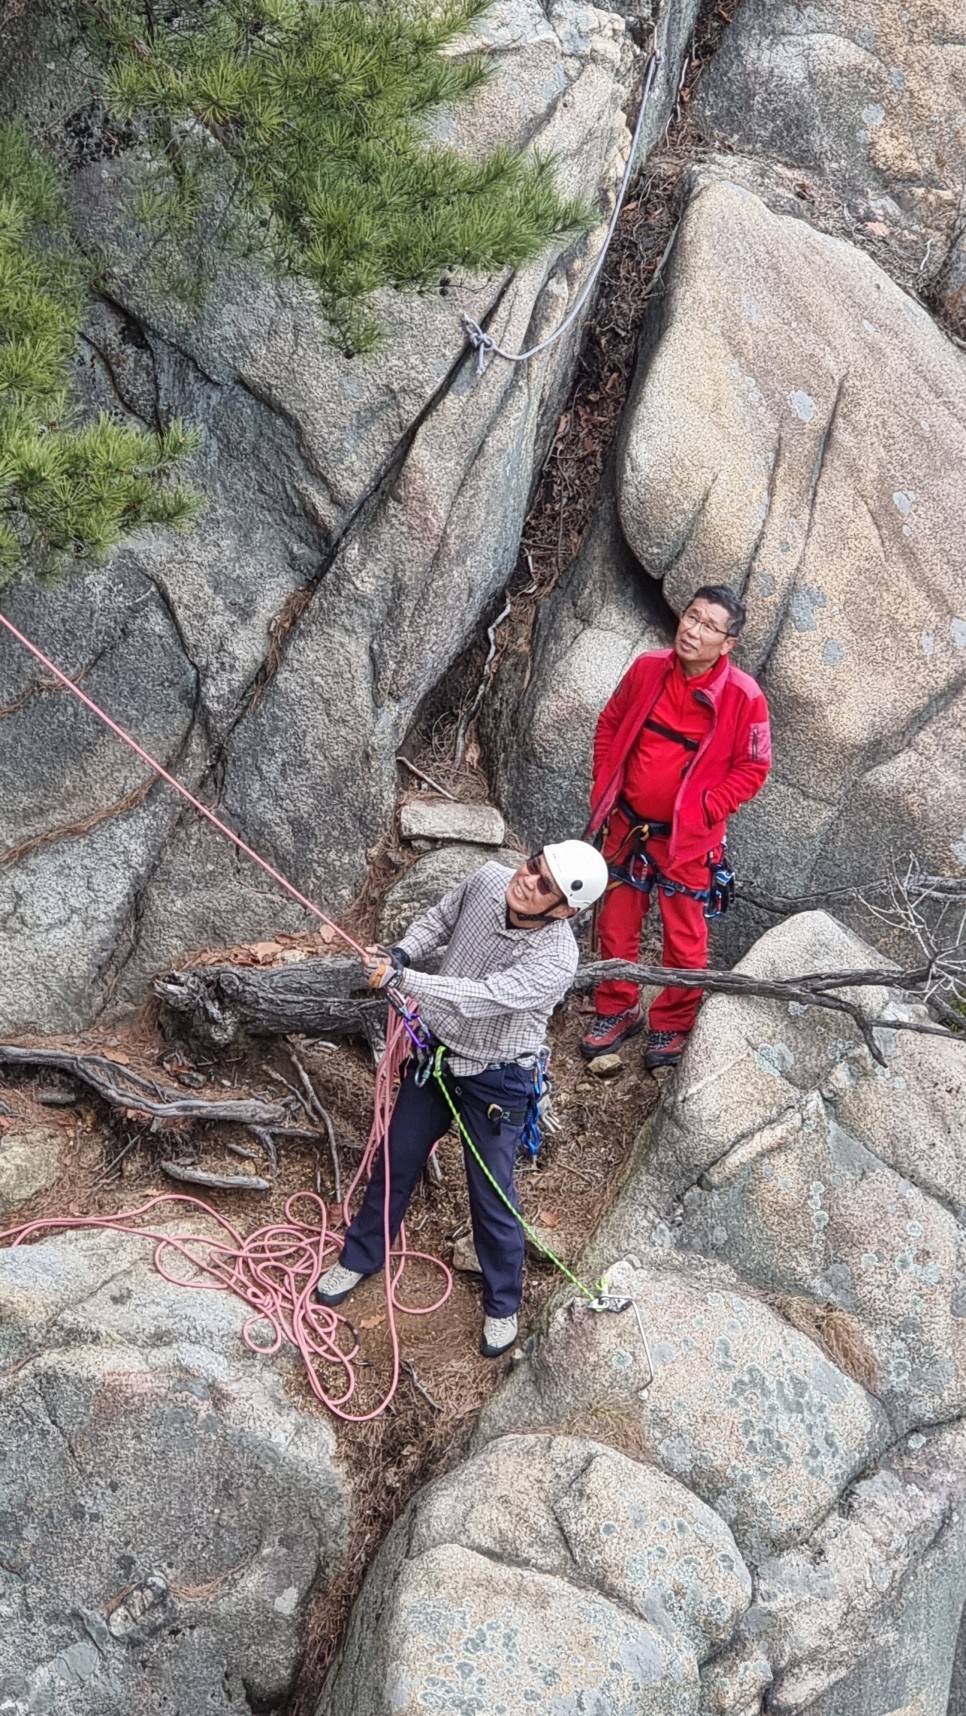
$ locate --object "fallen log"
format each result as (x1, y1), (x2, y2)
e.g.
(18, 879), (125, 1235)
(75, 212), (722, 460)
(155, 958), (385, 1048)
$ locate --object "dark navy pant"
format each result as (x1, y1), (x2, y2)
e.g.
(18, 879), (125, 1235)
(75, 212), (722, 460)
(340, 1060), (531, 1318)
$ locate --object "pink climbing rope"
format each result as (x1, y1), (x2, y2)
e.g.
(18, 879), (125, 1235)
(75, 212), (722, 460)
(0, 609), (453, 1421)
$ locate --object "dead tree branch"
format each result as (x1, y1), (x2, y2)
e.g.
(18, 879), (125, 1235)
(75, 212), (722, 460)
(287, 1047), (342, 1202)
(155, 960), (385, 1049)
(736, 872), (966, 915)
(574, 960), (962, 1066)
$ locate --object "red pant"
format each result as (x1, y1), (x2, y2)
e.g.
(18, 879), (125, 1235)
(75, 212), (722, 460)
(595, 813), (710, 1032)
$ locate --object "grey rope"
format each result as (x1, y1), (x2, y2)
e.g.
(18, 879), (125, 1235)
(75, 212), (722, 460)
(461, 46), (663, 376)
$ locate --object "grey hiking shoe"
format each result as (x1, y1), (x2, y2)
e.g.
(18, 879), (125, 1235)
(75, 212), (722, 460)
(315, 1262), (364, 1307)
(481, 1313), (519, 1358)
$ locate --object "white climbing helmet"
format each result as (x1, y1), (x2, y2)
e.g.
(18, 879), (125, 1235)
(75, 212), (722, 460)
(542, 839), (609, 909)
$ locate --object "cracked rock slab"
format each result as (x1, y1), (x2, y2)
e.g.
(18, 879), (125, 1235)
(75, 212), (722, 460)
(0, 1228), (348, 1716)
(318, 1432), (750, 1716)
(398, 798), (506, 846)
(704, 1420), (966, 1715)
(476, 1256), (888, 1562)
(618, 910), (966, 1433)
(678, 1087), (966, 1432)
(697, 0), (966, 279)
(345, 1542), (694, 1716)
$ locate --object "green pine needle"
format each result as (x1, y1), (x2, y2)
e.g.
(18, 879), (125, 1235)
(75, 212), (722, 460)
(0, 121), (199, 583)
(77, 0), (592, 348)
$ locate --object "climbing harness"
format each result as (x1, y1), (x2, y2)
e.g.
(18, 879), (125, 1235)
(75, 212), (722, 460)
(604, 801), (736, 921)
(461, 46), (663, 375)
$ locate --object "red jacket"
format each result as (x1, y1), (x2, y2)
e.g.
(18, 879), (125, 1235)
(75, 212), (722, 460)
(587, 649), (771, 865)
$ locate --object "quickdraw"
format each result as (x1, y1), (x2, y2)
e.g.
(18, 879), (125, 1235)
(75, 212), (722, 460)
(519, 1045), (558, 1161)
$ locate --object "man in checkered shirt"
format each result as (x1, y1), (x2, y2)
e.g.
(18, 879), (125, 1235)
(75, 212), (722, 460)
(315, 841), (608, 1358)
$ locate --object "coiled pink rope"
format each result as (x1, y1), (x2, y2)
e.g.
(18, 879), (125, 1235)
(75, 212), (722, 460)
(0, 1009), (452, 1422)
(0, 611), (454, 1420)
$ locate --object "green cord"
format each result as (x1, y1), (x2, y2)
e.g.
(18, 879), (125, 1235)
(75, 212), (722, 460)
(431, 1047), (602, 1305)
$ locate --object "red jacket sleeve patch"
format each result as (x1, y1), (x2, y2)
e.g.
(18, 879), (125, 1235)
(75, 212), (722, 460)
(749, 720), (772, 765)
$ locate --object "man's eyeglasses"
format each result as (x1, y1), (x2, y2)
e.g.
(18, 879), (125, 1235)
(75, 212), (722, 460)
(525, 854), (562, 900)
(679, 607), (733, 641)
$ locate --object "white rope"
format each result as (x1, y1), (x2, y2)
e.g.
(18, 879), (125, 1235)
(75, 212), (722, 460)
(461, 47), (663, 376)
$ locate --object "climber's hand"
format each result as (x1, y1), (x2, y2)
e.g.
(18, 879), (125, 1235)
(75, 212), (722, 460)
(364, 947), (398, 990)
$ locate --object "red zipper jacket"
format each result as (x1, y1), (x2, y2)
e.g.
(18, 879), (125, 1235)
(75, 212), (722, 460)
(586, 648), (772, 865)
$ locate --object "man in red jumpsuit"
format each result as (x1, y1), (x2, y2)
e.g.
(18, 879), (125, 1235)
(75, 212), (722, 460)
(582, 585), (771, 1069)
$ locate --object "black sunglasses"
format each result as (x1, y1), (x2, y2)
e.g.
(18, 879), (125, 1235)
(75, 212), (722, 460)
(525, 853), (561, 900)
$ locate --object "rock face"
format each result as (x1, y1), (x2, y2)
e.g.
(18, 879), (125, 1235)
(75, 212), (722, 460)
(481, 1254), (889, 1561)
(0, 0), (702, 1036)
(319, 1432), (751, 1716)
(705, 1420), (966, 1716)
(320, 912), (966, 1714)
(0, 1124), (65, 1219)
(615, 174), (966, 915)
(0, 1226), (349, 1715)
(378, 843), (526, 944)
(697, 0), (966, 335)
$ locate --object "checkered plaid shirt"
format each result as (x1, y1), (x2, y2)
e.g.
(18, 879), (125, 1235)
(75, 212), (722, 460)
(396, 861), (578, 1076)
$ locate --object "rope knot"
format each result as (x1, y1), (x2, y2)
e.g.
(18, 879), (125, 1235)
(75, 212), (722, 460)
(460, 313), (494, 375)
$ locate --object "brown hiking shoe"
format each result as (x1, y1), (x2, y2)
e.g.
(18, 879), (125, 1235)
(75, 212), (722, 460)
(579, 1004), (644, 1060)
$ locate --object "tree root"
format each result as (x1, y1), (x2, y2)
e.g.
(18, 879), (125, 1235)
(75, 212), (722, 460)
(160, 1161), (271, 1192)
(0, 1044), (291, 1126)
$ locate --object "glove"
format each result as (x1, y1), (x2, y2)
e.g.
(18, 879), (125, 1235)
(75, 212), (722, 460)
(367, 958), (397, 991)
(365, 946), (409, 990)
